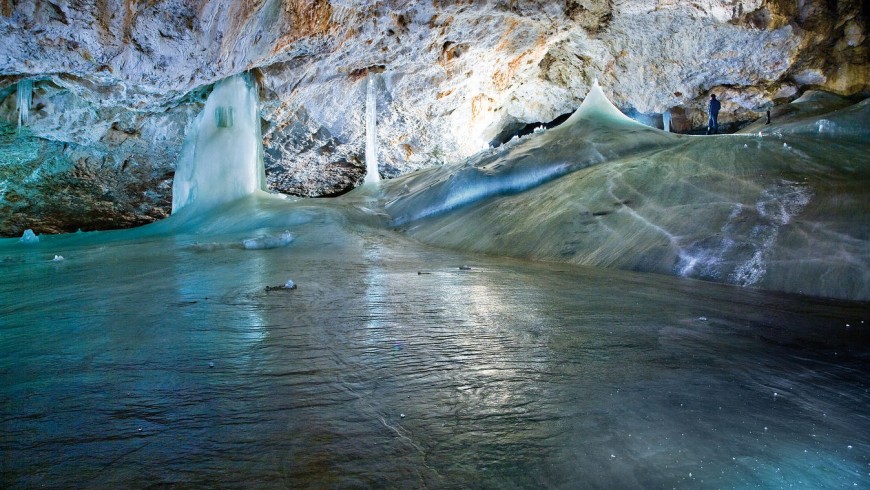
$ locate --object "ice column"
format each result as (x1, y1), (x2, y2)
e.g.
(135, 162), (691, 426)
(364, 72), (380, 184)
(171, 73), (266, 213)
(663, 110), (671, 132)
(17, 79), (32, 129)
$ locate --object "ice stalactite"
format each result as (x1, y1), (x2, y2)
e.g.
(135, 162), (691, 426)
(16, 79), (32, 130)
(171, 72), (266, 214)
(365, 72), (380, 185)
(663, 110), (671, 132)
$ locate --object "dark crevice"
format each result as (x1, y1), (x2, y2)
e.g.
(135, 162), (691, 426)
(489, 111), (573, 147)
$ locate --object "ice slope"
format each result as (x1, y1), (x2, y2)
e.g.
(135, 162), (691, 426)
(382, 82), (680, 225)
(382, 89), (870, 301)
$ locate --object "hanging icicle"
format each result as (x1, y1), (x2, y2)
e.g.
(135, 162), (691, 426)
(17, 79), (33, 129)
(364, 72), (380, 184)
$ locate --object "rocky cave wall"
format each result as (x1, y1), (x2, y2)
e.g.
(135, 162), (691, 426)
(0, 0), (867, 235)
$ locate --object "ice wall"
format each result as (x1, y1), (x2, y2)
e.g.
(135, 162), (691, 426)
(172, 73), (266, 213)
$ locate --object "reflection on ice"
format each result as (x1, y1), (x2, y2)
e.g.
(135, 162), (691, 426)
(0, 204), (865, 487)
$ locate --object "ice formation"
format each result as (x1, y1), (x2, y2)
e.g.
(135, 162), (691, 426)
(16, 79), (32, 129)
(19, 229), (39, 244)
(382, 85), (870, 301)
(384, 81), (671, 225)
(364, 72), (380, 185)
(243, 231), (294, 250)
(171, 73), (266, 213)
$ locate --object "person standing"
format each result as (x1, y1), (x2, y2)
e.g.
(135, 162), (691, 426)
(707, 94), (721, 134)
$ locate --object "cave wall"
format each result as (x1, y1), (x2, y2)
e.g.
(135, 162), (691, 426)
(0, 0), (867, 235)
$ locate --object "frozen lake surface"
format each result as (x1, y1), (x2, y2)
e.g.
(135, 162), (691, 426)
(1, 197), (867, 488)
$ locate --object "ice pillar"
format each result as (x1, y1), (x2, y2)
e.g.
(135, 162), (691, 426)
(171, 73), (266, 214)
(365, 72), (380, 185)
(16, 79), (32, 130)
(663, 110), (671, 132)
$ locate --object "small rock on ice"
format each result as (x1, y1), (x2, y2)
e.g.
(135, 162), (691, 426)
(283, 279), (297, 290)
(459, 265), (472, 270)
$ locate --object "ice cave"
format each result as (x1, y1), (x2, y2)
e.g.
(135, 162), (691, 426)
(0, 1), (868, 488)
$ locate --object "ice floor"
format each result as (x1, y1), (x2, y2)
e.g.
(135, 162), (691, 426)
(0, 195), (867, 488)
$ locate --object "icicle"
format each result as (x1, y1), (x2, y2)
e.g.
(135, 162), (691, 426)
(16, 79), (33, 129)
(663, 110), (671, 132)
(365, 72), (380, 184)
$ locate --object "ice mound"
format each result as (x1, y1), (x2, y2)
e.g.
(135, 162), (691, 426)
(243, 231), (294, 250)
(19, 229), (39, 244)
(383, 81), (674, 225)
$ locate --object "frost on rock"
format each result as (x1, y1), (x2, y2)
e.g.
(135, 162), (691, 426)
(243, 231), (294, 250)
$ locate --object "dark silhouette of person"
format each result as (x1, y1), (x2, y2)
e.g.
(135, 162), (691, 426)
(707, 94), (721, 134)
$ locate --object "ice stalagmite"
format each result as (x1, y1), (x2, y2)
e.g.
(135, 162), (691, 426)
(364, 72), (380, 185)
(172, 73), (266, 214)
